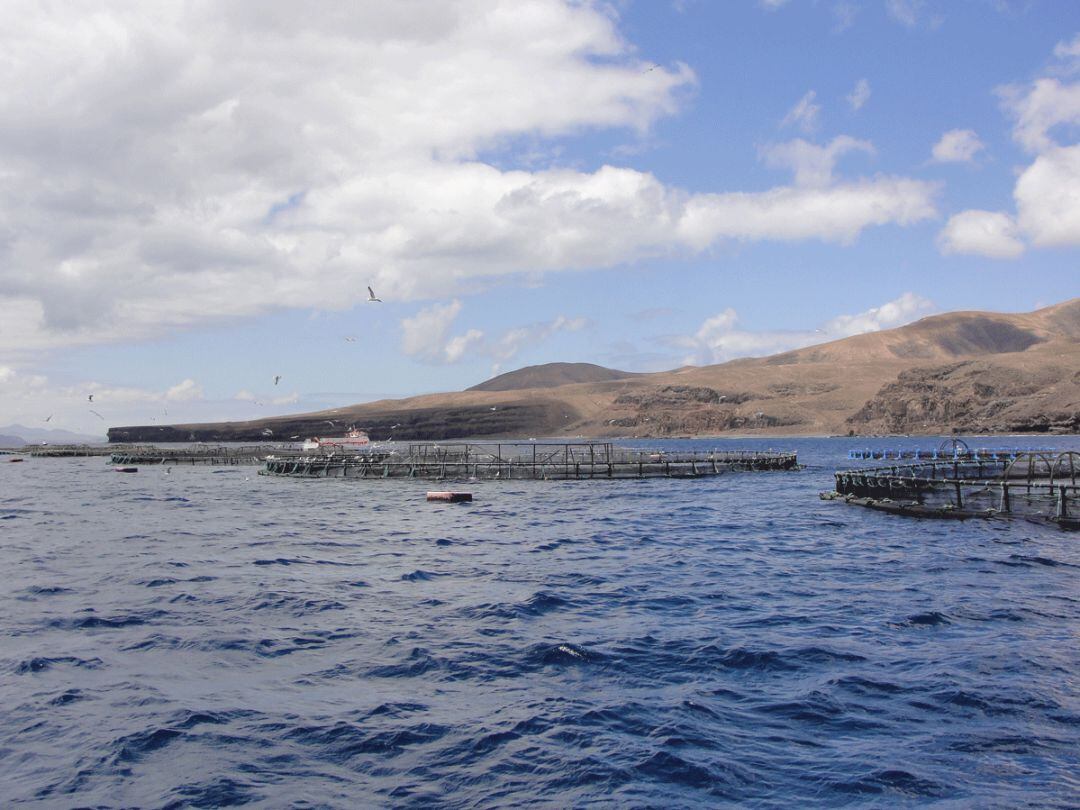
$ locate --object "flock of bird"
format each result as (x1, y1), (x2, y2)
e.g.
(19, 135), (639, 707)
(53, 287), (385, 429)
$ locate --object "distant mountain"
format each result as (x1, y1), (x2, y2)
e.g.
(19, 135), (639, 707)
(110, 298), (1080, 442)
(468, 362), (641, 392)
(0, 433), (25, 447)
(0, 424), (106, 445)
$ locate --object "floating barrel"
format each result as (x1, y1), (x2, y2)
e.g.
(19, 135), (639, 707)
(426, 491), (472, 502)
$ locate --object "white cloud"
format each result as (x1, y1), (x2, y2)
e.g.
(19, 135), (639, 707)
(1054, 33), (1080, 61)
(165, 378), (204, 401)
(759, 0), (791, 8)
(1015, 145), (1080, 247)
(678, 177), (936, 248)
(999, 78), (1080, 153)
(833, 3), (859, 32)
(0, 367), (216, 433)
(780, 90), (822, 133)
(675, 293), (935, 365)
(847, 78), (871, 111)
(937, 40), (1080, 260)
(400, 301), (586, 366)
(760, 135), (875, 187)
(0, 1), (940, 360)
(937, 210), (1024, 259)
(931, 128), (984, 163)
(886, 0), (923, 27)
(821, 292), (936, 336)
(401, 300), (466, 363)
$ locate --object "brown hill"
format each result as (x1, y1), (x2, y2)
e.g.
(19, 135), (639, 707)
(108, 298), (1080, 442)
(468, 362), (641, 392)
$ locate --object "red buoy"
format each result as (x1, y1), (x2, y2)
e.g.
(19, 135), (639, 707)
(426, 491), (472, 502)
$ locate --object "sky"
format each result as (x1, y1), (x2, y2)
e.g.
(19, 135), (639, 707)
(1, 0), (1078, 437)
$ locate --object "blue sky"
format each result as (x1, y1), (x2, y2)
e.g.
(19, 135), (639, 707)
(0, 0), (1077, 435)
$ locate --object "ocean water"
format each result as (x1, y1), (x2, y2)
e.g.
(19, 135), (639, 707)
(1, 437), (1078, 808)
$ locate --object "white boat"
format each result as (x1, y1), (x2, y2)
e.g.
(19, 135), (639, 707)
(302, 428), (370, 451)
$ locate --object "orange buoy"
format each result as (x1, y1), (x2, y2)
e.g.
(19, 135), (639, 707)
(426, 491), (472, 503)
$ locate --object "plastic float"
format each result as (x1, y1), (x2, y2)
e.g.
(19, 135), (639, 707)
(113, 467), (139, 473)
(426, 491), (472, 503)
(8, 457), (24, 462)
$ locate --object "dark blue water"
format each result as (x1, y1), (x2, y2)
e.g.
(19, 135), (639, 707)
(2, 437), (1078, 808)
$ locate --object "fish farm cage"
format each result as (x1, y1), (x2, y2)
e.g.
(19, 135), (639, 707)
(109, 445), (293, 465)
(847, 437), (1053, 461)
(824, 451), (1080, 528)
(260, 441), (799, 481)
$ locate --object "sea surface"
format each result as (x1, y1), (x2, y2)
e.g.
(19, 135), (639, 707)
(1, 437), (1078, 808)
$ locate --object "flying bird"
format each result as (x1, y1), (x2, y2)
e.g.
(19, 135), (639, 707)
(344, 336), (357, 343)
(44, 415), (52, 422)
(273, 375), (281, 386)
(89, 410), (105, 420)
(87, 394), (94, 402)
(367, 286), (382, 303)
(326, 420), (336, 427)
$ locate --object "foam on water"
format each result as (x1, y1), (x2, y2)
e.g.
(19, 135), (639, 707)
(1, 437), (1078, 807)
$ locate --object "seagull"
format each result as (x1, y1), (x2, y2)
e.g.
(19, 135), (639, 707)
(642, 63), (659, 74)
(44, 415), (52, 422)
(344, 336), (357, 343)
(390, 423), (401, 429)
(89, 409), (105, 420)
(273, 375), (281, 386)
(261, 428), (273, 437)
(367, 286), (382, 303)
(87, 394), (94, 403)
(490, 407), (497, 411)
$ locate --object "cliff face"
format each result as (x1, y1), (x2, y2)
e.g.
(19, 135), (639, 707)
(846, 361), (1080, 434)
(109, 298), (1080, 442)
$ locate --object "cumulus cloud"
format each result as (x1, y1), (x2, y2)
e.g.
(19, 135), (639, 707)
(931, 129), (985, 163)
(401, 300), (467, 363)
(937, 210), (1024, 259)
(1015, 145), (1080, 247)
(165, 378), (204, 401)
(0, 1), (939, 359)
(675, 293), (935, 365)
(886, 0), (923, 27)
(847, 78), (871, 111)
(999, 78), (1080, 153)
(938, 38), (1080, 259)
(0, 367), (217, 433)
(400, 301), (585, 366)
(1054, 33), (1080, 61)
(780, 90), (822, 133)
(760, 136), (875, 187)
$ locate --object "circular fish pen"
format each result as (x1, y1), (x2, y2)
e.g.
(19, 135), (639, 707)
(824, 451), (1080, 528)
(260, 442), (799, 481)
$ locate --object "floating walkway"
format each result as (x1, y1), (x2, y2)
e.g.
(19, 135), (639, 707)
(824, 451), (1079, 529)
(260, 442), (798, 481)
